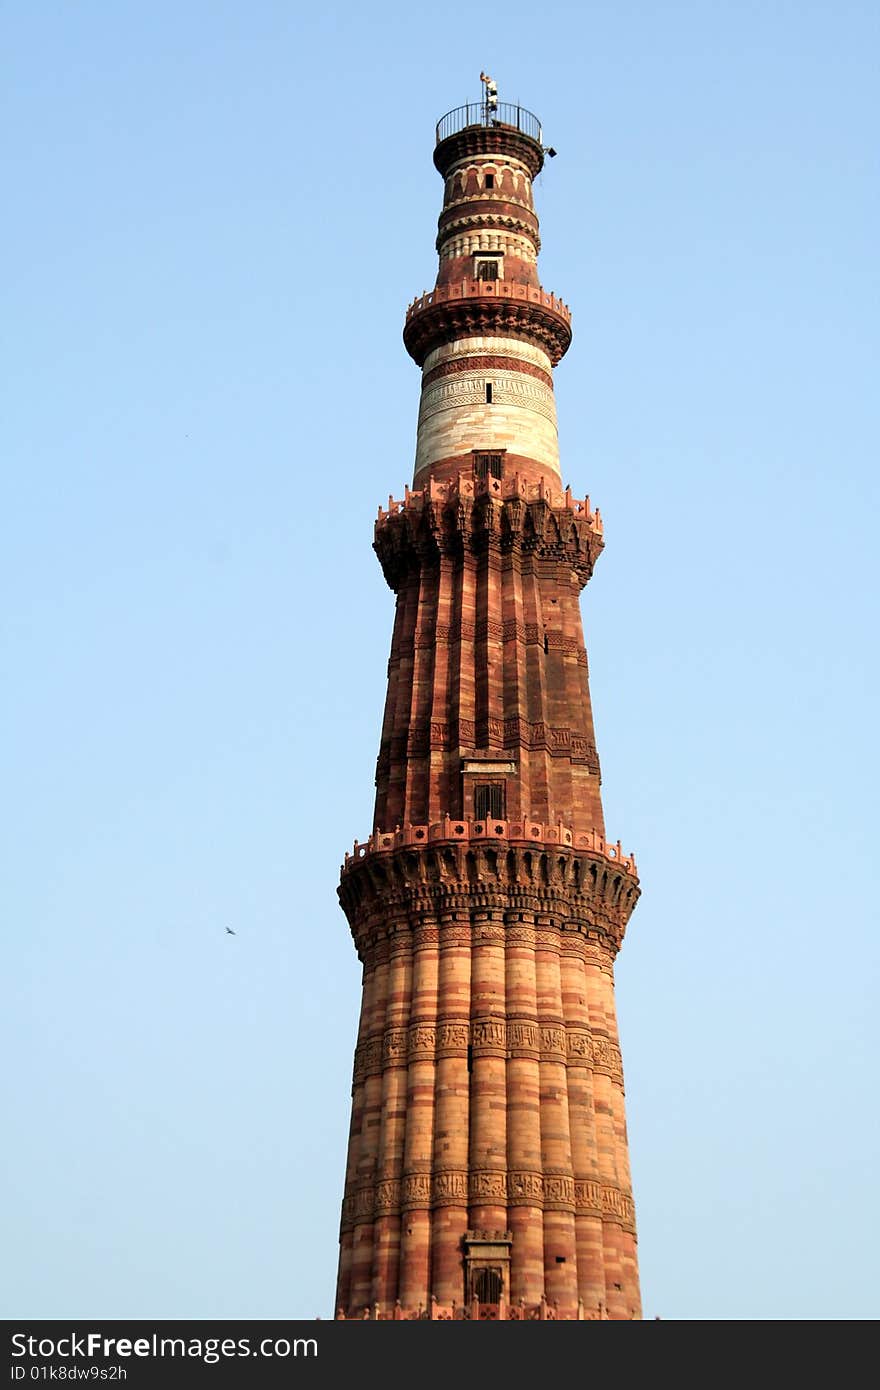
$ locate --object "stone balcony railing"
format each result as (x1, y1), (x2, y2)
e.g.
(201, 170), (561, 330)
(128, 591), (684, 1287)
(403, 279), (573, 366)
(406, 278), (570, 322)
(343, 817), (636, 876)
(377, 473), (602, 531)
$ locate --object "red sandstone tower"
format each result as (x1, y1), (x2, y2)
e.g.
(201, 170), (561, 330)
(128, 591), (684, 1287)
(335, 80), (642, 1322)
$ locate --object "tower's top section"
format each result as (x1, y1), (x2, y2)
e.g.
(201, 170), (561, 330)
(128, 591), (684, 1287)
(404, 76), (570, 373)
(434, 74), (546, 180)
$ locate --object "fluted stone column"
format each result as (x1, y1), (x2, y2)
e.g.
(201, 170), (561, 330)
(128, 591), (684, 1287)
(536, 921), (578, 1308)
(348, 943), (390, 1311)
(504, 916), (544, 1303)
(596, 960), (641, 1319)
(398, 921), (440, 1308)
(370, 932), (413, 1309)
(584, 948), (640, 1319)
(430, 915), (471, 1303)
(468, 913), (507, 1232)
(560, 933), (605, 1310)
(336, 953), (377, 1313)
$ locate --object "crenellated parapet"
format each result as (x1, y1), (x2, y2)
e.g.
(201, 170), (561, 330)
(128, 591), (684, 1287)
(407, 281), (570, 322)
(374, 474), (603, 591)
(378, 473), (600, 524)
(344, 816), (633, 871)
(404, 279), (572, 367)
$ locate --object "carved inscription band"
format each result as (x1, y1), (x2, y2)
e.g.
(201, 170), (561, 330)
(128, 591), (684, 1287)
(413, 620), (587, 667)
(340, 1175), (635, 1231)
(403, 713), (598, 765)
(421, 354), (553, 391)
(351, 921), (617, 979)
(352, 1021), (623, 1084)
(418, 372), (557, 426)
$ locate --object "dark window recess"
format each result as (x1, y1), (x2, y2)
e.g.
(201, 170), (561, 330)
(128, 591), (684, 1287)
(476, 258), (499, 280)
(474, 783), (505, 821)
(467, 1044), (473, 1074)
(474, 452), (504, 481)
(485, 382), (493, 404)
(484, 173), (495, 189)
(475, 1268), (502, 1303)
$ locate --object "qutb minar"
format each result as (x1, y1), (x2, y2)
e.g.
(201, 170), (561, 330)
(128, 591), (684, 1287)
(335, 78), (642, 1321)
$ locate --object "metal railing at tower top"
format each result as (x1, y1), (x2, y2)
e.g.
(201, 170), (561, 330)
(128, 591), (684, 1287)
(436, 102), (542, 145)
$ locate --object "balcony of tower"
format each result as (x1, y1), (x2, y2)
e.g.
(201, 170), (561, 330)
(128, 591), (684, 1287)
(338, 818), (641, 974)
(404, 282), (572, 492)
(373, 475), (604, 594)
(404, 282), (572, 368)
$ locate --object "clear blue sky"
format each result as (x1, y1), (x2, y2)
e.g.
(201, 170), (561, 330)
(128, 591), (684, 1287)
(2, 1), (877, 1322)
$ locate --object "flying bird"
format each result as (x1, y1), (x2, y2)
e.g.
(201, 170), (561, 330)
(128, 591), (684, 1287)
(225, 927), (236, 935)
